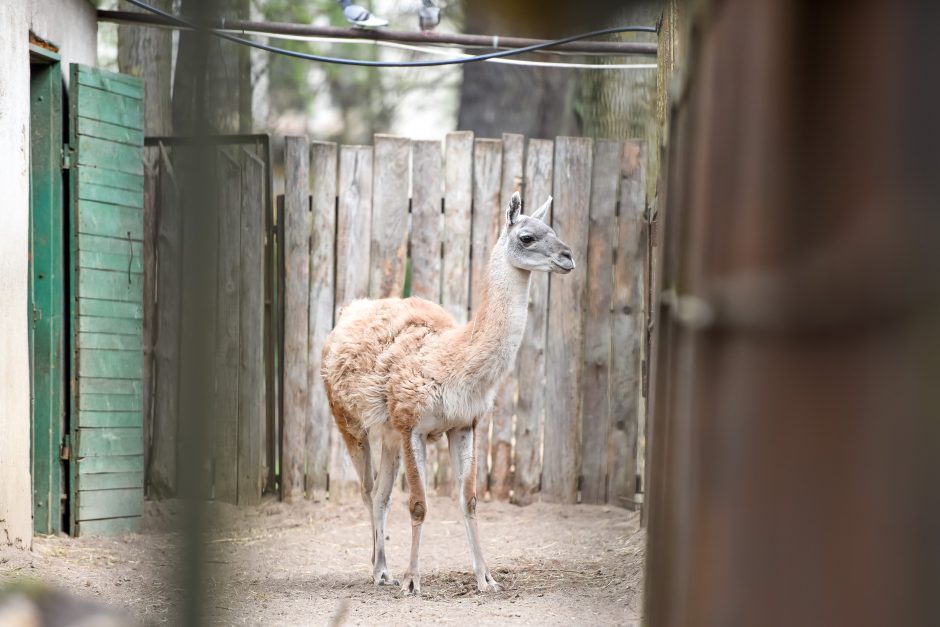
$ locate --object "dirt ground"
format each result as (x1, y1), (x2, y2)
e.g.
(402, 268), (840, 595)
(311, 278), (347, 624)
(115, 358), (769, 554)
(0, 496), (645, 626)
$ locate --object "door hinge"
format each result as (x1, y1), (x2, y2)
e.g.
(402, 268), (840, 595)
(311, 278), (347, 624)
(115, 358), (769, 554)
(62, 145), (74, 170)
(60, 435), (70, 461)
(32, 305), (42, 323)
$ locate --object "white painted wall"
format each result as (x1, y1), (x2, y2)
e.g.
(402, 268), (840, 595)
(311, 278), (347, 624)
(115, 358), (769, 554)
(0, 0), (96, 549)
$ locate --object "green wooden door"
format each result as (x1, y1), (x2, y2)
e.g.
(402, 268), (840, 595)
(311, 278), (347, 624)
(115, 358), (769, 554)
(68, 64), (145, 536)
(29, 49), (65, 535)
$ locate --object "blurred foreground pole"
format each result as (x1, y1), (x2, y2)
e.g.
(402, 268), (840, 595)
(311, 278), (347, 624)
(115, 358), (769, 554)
(644, 1), (940, 626)
(175, 1), (219, 625)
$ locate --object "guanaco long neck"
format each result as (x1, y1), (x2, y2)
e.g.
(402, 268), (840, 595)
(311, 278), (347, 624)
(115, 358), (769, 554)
(451, 235), (531, 385)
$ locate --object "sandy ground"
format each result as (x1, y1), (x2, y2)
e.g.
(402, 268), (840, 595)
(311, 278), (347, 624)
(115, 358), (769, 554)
(0, 496), (645, 626)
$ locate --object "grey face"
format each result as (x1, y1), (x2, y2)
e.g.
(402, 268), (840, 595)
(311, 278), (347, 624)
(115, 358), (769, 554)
(504, 192), (574, 274)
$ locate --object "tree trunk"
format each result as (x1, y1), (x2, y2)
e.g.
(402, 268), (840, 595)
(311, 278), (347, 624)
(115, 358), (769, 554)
(172, 0), (252, 134)
(457, 6), (580, 138)
(118, 0), (174, 136)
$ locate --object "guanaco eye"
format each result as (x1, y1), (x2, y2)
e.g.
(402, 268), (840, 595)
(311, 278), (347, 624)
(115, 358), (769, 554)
(519, 234), (535, 245)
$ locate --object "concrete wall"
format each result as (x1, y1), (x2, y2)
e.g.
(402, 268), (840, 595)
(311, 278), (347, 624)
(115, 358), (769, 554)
(0, 0), (96, 549)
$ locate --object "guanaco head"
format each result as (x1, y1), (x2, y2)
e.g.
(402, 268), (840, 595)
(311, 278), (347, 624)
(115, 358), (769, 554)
(504, 191), (574, 274)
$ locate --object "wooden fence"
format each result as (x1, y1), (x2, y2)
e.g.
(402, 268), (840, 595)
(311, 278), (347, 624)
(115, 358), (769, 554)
(281, 132), (649, 507)
(144, 137), (271, 505)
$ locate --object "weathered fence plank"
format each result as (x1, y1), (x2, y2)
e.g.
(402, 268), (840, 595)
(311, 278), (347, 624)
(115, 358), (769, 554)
(410, 139), (446, 491)
(490, 133), (524, 501)
(238, 149), (265, 506)
(609, 140), (646, 508)
(281, 136), (310, 502)
(330, 145), (373, 502)
(543, 137), (593, 503)
(410, 140), (443, 302)
(370, 135), (411, 300)
(442, 132), (473, 325)
(470, 138), (503, 498)
(213, 149), (242, 504)
(513, 138), (554, 504)
(438, 132), (473, 496)
(306, 141), (337, 501)
(149, 144), (180, 498)
(580, 139), (621, 504)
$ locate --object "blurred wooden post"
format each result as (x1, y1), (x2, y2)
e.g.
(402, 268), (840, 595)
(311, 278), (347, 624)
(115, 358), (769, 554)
(543, 137), (593, 503)
(645, 2), (940, 626)
(470, 138), (503, 499)
(306, 141), (337, 501)
(330, 145), (373, 502)
(579, 139), (620, 504)
(513, 138), (553, 504)
(280, 136), (310, 502)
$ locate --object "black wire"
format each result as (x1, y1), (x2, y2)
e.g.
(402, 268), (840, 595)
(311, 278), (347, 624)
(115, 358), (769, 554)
(123, 0), (657, 68)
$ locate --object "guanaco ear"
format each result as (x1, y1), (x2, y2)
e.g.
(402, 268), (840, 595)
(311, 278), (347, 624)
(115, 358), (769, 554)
(530, 195), (552, 223)
(507, 191), (522, 225)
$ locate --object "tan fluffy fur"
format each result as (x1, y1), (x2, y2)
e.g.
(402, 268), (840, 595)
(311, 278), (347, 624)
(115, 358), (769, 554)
(321, 242), (530, 444)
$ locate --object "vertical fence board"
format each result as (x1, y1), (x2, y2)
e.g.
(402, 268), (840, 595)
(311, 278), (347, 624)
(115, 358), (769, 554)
(513, 138), (554, 504)
(213, 149), (242, 504)
(490, 133), (524, 501)
(580, 139), (621, 504)
(330, 145), (373, 502)
(410, 139), (446, 491)
(442, 132), (473, 325)
(238, 149), (265, 506)
(470, 138), (503, 498)
(306, 141), (337, 501)
(335, 146), (373, 311)
(281, 136), (310, 502)
(543, 137), (593, 503)
(369, 135), (411, 300)
(438, 132), (473, 495)
(150, 144), (180, 497)
(609, 140), (646, 508)
(410, 140), (443, 302)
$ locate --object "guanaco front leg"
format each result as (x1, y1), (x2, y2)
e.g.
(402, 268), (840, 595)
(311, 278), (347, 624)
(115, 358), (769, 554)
(448, 424), (501, 592)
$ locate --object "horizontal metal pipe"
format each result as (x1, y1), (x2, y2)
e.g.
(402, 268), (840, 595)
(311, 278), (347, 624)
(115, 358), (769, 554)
(97, 10), (658, 57)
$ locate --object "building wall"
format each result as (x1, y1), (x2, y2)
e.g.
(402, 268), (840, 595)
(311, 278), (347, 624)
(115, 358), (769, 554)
(0, 0), (96, 549)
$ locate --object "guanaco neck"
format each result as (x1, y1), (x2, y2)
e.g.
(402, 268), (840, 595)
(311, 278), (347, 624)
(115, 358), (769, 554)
(450, 234), (531, 385)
